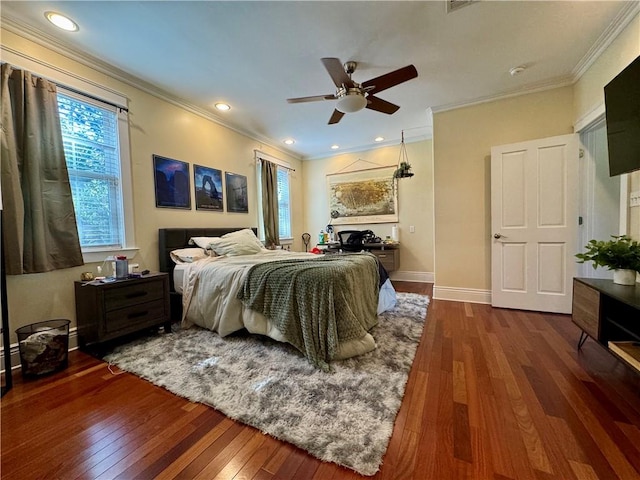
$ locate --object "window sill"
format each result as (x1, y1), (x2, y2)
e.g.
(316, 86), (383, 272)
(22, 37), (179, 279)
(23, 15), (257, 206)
(82, 247), (140, 264)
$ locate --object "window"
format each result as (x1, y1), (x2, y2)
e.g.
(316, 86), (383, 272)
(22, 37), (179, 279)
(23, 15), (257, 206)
(58, 92), (122, 248)
(276, 167), (292, 239)
(56, 88), (135, 261)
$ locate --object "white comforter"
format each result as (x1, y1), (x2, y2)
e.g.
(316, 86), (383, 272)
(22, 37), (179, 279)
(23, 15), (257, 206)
(179, 250), (396, 360)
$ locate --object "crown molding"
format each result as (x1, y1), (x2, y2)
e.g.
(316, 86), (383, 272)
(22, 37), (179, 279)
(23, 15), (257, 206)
(430, 3), (639, 115)
(306, 131), (431, 162)
(431, 76), (574, 114)
(572, 2), (640, 81)
(1, 16), (302, 162)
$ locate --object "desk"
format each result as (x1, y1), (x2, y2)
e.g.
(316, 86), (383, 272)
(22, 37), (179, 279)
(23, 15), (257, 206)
(572, 277), (640, 373)
(318, 242), (400, 273)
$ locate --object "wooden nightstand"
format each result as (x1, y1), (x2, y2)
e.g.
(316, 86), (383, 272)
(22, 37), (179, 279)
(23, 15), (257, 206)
(368, 247), (399, 273)
(75, 272), (170, 353)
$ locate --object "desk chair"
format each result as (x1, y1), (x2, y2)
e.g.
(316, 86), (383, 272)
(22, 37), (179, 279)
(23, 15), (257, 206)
(337, 230), (364, 252)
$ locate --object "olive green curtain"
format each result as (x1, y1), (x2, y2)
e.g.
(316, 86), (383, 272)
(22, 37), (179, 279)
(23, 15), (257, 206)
(260, 159), (280, 248)
(1, 64), (83, 275)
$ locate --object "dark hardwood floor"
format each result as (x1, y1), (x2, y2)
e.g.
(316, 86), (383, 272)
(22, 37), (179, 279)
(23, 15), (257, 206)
(2, 281), (639, 479)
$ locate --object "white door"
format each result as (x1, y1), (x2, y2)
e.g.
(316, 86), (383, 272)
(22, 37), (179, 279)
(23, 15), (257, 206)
(491, 134), (579, 314)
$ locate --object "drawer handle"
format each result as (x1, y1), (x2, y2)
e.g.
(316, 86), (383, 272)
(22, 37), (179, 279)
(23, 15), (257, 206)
(378, 254), (387, 258)
(125, 291), (149, 299)
(128, 311), (148, 319)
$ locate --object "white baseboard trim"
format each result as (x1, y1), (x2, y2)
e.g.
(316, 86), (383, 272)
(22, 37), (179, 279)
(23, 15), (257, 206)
(433, 285), (492, 304)
(390, 270), (434, 283)
(1, 327), (79, 374)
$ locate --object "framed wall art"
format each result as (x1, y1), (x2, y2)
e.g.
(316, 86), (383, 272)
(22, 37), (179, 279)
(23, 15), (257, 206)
(194, 164), (223, 211)
(225, 172), (248, 213)
(153, 155), (191, 209)
(327, 166), (398, 224)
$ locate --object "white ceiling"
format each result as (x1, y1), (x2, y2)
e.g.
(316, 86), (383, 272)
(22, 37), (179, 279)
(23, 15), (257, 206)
(1, 1), (637, 159)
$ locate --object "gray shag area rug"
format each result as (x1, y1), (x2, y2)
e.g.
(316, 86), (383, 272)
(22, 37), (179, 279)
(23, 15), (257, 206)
(103, 292), (429, 476)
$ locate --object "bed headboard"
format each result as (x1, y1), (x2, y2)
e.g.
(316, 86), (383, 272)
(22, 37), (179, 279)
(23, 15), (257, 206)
(158, 227), (257, 291)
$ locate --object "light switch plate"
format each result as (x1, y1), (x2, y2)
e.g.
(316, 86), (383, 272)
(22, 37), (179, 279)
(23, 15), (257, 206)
(630, 190), (640, 207)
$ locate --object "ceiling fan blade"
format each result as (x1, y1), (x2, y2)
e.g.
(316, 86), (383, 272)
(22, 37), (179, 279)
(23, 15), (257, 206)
(287, 94), (337, 103)
(328, 109), (345, 124)
(366, 95), (400, 115)
(361, 65), (418, 95)
(321, 57), (354, 88)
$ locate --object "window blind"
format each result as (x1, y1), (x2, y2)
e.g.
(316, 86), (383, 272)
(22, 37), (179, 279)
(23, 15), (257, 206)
(58, 92), (124, 249)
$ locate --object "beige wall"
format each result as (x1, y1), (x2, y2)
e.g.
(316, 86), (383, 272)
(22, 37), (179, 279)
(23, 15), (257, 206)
(433, 86), (574, 291)
(2, 28), (303, 343)
(302, 140), (434, 277)
(574, 13), (639, 241)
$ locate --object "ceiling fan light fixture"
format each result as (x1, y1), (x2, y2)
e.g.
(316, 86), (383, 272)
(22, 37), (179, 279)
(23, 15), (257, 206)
(336, 90), (367, 113)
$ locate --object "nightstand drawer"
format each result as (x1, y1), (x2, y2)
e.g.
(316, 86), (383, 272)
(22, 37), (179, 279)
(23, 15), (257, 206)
(105, 300), (167, 335)
(370, 249), (399, 273)
(104, 281), (165, 311)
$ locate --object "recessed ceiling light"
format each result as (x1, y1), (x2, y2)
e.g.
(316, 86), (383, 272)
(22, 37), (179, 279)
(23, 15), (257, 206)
(331, 145), (339, 150)
(283, 138), (295, 145)
(374, 136), (384, 142)
(45, 12), (78, 32)
(215, 103), (231, 111)
(509, 66), (526, 77)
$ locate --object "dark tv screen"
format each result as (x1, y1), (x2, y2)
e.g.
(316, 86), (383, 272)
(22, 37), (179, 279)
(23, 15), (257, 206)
(604, 55), (640, 177)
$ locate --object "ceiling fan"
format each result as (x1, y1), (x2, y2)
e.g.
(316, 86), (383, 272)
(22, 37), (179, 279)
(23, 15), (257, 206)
(287, 58), (418, 125)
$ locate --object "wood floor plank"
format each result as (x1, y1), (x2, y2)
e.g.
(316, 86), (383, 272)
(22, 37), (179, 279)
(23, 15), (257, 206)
(2, 282), (639, 480)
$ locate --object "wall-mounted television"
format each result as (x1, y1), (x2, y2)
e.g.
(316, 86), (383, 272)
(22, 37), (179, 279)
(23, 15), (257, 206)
(604, 55), (640, 177)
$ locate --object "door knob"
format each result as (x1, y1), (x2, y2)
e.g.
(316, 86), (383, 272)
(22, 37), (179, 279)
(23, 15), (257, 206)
(494, 233), (503, 239)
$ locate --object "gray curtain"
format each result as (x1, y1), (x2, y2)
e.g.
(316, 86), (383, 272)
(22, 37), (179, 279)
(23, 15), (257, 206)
(1, 64), (83, 275)
(260, 159), (280, 248)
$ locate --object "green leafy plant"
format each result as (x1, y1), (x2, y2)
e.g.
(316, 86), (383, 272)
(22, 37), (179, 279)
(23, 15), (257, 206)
(393, 162), (414, 179)
(575, 235), (640, 272)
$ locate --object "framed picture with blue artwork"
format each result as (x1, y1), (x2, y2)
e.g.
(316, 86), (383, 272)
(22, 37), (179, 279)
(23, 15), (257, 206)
(194, 165), (223, 211)
(153, 155), (191, 209)
(225, 172), (248, 213)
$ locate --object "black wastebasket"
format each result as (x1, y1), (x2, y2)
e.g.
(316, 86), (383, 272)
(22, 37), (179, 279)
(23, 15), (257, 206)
(16, 319), (70, 377)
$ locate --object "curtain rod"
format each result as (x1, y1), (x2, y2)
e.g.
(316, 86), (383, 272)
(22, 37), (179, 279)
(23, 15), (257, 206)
(254, 150), (295, 172)
(1, 62), (129, 113)
(58, 84), (129, 113)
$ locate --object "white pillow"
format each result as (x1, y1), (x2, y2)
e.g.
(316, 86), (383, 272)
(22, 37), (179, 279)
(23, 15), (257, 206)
(189, 236), (220, 249)
(170, 248), (208, 264)
(209, 229), (265, 256)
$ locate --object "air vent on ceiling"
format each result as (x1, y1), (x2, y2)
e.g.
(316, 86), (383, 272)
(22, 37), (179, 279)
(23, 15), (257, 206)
(446, 0), (476, 13)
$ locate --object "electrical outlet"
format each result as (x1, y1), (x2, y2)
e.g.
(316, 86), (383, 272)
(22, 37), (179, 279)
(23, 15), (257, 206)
(630, 190), (640, 207)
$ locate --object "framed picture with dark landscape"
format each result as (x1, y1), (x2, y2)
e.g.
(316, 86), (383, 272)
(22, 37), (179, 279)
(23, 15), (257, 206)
(194, 165), (223, 211)
(225, 172), (248, 213)
(153, 155), (191, 209)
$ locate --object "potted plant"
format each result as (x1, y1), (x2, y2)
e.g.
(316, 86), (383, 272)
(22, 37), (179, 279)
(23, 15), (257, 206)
(575, 235), (640, 285)
(393, 162), (414, 179)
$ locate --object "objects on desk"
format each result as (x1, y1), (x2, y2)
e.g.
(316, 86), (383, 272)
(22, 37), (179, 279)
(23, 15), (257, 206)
(391, 225), (399, 242)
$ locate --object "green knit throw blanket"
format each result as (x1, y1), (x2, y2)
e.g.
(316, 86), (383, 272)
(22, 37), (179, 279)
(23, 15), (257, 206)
(238, 253), (380, 370)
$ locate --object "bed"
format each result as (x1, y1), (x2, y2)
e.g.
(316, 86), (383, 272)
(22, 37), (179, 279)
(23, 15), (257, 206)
(158, 227), (396, 369)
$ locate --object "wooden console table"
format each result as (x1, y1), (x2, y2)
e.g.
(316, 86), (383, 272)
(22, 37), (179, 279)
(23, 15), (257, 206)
(572, 277), (640, 373)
